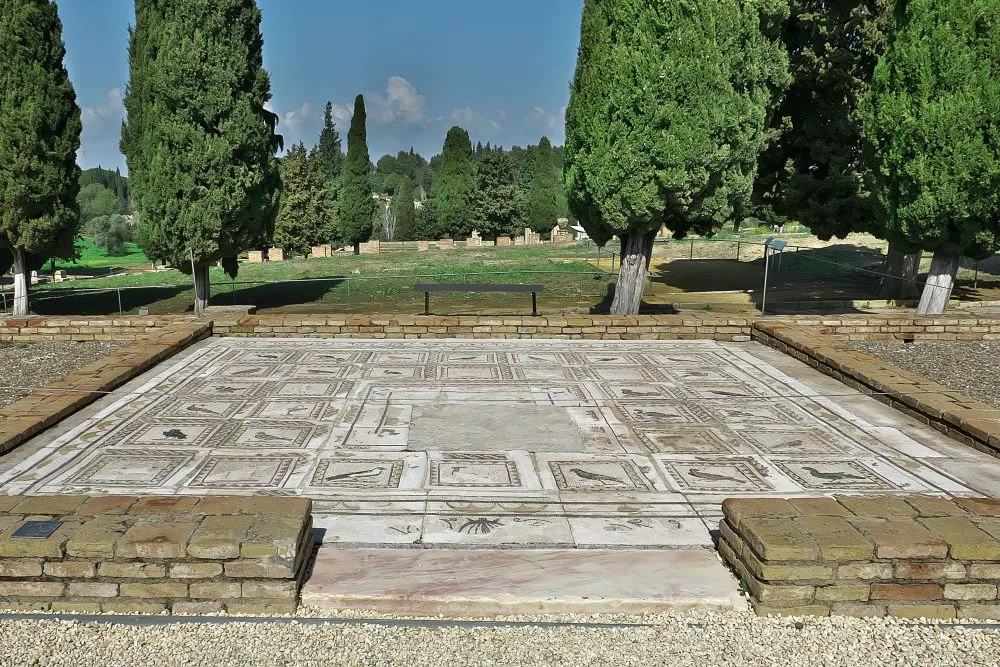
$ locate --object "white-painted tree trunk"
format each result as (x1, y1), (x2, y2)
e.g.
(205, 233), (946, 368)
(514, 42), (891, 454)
(916, 252), (959, 315)
(12, 248), (29, 317)
(610, 230), (656, 315)
(877, 242), (922, 301)
(193, 263), (210, 316)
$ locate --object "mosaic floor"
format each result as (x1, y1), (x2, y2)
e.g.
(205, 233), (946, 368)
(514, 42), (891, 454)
(2, 337), (995, 549)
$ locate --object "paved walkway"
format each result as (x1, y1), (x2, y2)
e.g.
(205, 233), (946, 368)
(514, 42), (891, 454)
(3, 337), (998, 552)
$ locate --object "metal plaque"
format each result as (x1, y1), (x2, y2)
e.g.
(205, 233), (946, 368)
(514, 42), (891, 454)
(11, 520), (62, 539)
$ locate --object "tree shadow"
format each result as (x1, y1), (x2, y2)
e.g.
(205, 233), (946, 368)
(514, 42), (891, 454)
(24, 285), (190, 315)
(216, 277), (347, 311)
(588, 283), (679, 314)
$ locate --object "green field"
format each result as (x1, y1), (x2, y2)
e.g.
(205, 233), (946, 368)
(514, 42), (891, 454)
(52, 238), (150, 273)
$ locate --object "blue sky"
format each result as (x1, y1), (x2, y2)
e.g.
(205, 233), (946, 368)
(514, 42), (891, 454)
(56, 0), (583, 172)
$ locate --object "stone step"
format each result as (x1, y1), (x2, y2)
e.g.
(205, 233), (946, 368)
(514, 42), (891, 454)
(301, 546), (744, 616)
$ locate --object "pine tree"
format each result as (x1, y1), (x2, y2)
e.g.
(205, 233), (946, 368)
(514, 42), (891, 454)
(337, 94), (376, 253)
(317, 101), (343, 198)
(121, 0), (281, 314)
(861, 0), (1000, 314)
(434, 126), (476, 238)
(472, 151), (521, 239)
(526, 137), (565, 232)
(273, 143), (334, 256)
(0, 0), (82, 316)
(393, 176), (417, 241)
(565, 0), (789, 314)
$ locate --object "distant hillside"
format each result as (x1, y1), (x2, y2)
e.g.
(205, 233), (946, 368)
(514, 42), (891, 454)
(80, 166), (130, 210)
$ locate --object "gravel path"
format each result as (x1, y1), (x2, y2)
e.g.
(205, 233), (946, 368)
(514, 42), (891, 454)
(0, 341), (127, 408)
(0, 611), (997, 666)
(853, 341), (1000, 409)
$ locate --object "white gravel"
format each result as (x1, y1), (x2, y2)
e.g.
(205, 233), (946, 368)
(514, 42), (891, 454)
(0, 610), (998, 666)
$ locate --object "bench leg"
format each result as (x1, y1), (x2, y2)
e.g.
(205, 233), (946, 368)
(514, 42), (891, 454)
(424, 291), (430, 316)
(531, 292), (537, 317)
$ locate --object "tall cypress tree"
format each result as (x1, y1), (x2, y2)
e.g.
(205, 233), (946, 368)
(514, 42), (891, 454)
(393, 176), (417, 241)
(121, 0), (281, 314)
(0, 0), (81, 316)
(273, 142), (334, 256)
(337, 94), (375, 253)
(565, 0), (789, 314)
(861, 0), (1000, 314)
(317, 101), (343, 199)
(472, 150), (521, 239)
(435, 126), (476, 238)
(526, 136), (565, 232)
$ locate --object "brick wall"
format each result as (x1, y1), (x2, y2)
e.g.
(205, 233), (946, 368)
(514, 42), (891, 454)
(0, 495), (312, 615)
(0, 316), (202, 342)
(719, 496), (1000, 619)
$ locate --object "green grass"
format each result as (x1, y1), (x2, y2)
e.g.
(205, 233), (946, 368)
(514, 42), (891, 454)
(51, 237), (150, 272)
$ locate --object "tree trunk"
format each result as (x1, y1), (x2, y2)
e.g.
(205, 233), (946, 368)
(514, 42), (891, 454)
(193, 263), (210, 316)
(916, 252), (959, 315)
(610, 230), (657, 315)
(877, 242), (922, 301)
(353, 242), (360, 255)
(12, 248), (29, 317)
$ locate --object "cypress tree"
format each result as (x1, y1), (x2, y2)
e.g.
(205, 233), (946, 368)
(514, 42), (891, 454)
(526, 136), (565, 233)
(861, 0), (1000, 314)
(121, 0), (281, 314)
(337, 94), (376, 253)
(472, 150), (521, 239)
(273, 143), (334, 256)
(393, 176), (417, 241)
(0, 0), (81, 316)
(565, 0), (789, 314)
(435, 126), (476, 238)
(317, 101), (343, 198)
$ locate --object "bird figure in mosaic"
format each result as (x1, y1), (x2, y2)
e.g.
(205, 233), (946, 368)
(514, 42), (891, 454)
(688, 468), (746, 484)
(325, 467), (385, 482)
(802, 466), (865, 481)
(253, 431), (294, 443)
(570, 468), (626, 486)
(185, 405), (222, 415)
(161, 429), (188, 440)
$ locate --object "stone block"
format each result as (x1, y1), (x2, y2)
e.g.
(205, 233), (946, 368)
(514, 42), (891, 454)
(120, 582), (188, 599)
(241, 580), (297, 599)
(223, 561), (296, 579)
(751, 603), (829, 618)
(193, 497), (244, 515)
(247, 251), (265, 263)
(240, 515), (304, 559)
(795, 516), (874, 561)
(919, 517), (1000, 560)
(74, 497), (135, 515)
(0, 524), (74, 558)
(131, 496), (200, 515)
(225, 600), (297, 615)
(267, 248), (286, 262)
(0, 559), (43, 577)
(944, 584), (998, 601)
(970, 564), (1000, 580)
(437, 238), (454, 250)
(957, 603), (1000, 620)
(97, 562), (166, 579)
(168, 562), (224, 579)
(51, 602), (103, 613)
(416, 241), (429, 251)
(955, 498), (1000, 517)
(886, 604), (956, 620)
(894, 562), (967, 581)
(852, 519), (948, 559)
(740, 518), (819, 562)
(67, 582), (118, 598)
(814, 584), (870, 602)
(0, 581), (65, 597)
(173, 601), (225, 615)
(837, 562), (894, 581)
(43, 561), (96, 578)
(190, 582), (242, 599)
(839, 496), (916, 518)
(0, 602), (50, 612)
(831, 603), (886, 618)
(11, 495), (88, 516)
(187, 515), (252, 559)
(904, 496), (969, 517)
(117, 521), (198, 559)
(870, 583), (942, 601)
(786, 498), (852, 516)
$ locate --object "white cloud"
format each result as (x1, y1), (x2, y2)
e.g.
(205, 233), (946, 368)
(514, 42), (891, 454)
(281, 102), (317, 132)
(79, 88), (127, 168)
(525, 105), (566, 131)
(368, 75), (426, 124)
(449, 106), (502, 132)
(81, 87), (124, 124)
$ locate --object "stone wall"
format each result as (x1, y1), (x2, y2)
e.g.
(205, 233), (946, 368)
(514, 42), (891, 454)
(719, 496), (1000, 619)
(0, 316), (203, 342)
(0, 322), (210, 456)
(752, 321), (1000, 459)
(0, 495), (312, 614)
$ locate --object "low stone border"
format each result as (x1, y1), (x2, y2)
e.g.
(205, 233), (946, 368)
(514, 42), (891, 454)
(0, 322), (210, 455)
(719, 496), (1000, 619)
(0, 316), (202, 342)
(0, 495), (312, 615)
(752, 321), (1000, 458)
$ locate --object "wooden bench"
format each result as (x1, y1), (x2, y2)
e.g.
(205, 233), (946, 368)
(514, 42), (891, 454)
(413, 283), (544, 316)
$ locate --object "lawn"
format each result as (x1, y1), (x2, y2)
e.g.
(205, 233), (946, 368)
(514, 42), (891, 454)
(52, 238), (150, 273)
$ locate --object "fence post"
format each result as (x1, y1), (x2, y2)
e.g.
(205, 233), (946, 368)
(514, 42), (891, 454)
(689, 238), (694, 260)
(975, 260), (980, 289)
(117, 288), (123, 315)
(736, 241), (741, 262)
(761, 245), (771, 317)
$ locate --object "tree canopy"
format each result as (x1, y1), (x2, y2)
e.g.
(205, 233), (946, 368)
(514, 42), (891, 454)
(526, 136), (565, 232)
(0, 0), (82, 315)
(393, 176), (417, 241)
(317, 101), (343, 197)
(336, 94), (376, 252)
(472, 150), (521, 239)
(121, 0), (281, 311)
(273, 142), (334, 256)
(434, 126), (476, 238)
(565, 0), (789, 313)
